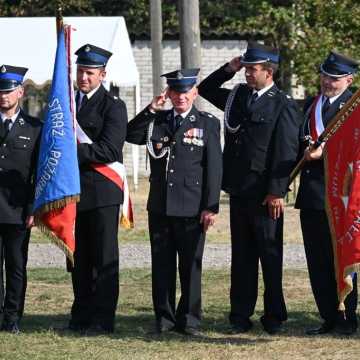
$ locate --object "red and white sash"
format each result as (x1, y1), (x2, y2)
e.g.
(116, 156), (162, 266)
(309, 95), (325, 142)
(76, 122), (134, 229)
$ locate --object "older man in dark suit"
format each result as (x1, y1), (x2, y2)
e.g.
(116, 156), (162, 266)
(296, 51), (359, 336)
(198, 42), (301, 334)
(127, 69), (222, 336)
(0, 65), (42, 334)
(68, 44), (128, 334)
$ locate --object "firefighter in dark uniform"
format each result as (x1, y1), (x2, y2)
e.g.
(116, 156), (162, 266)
(0, 65), (42, 333)
(68, 44), (128, 334)
(126, 69), (222, 336)
(198, 42), (301, 334)
(295, 51), (359, 336)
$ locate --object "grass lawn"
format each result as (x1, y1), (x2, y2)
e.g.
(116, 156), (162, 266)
(30, 177), (303, 245)
(1, 268), (359, 360)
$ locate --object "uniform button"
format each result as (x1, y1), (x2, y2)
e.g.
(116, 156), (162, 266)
(240, 129), (245, 133)
(0, 155), (4, 159)
(169, 169), (174, 173)
(171, 141), (176, 145)
(23, 145), (27, 148)
(171, 155), (175, 159)
(169, 183), (173, 187)
(0, 168), (2, 171)
(2, 143), (6, 147)
(190, 147), (194, 151)
(306, 170), (310, 174)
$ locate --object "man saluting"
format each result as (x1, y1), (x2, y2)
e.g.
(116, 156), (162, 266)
(127, 69), (222, 336)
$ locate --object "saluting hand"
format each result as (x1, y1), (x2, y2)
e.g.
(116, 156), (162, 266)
(200, 210), (217, 232)
(226, 56), (244, 73)
(262, 195), (284, 220)
(149, 88), (168, 112)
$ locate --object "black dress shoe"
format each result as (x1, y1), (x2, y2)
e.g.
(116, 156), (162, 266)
(336, 319), (357, 336)
(178, 327), (203, 337)
(1, 321), (20, 334)
(68, 321), (91, 332)
(154, 323), (175, 334)
(306, 322), (334, 335)
(86, 323), (114, 335)
(229, 319), (253, 334)
(260, 316), (282, 335)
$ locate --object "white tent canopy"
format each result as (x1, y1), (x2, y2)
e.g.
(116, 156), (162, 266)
(0, 16), (139, 87)
(0, 16), (140, 186)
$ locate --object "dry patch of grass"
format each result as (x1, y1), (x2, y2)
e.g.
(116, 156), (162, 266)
(31, 178), (303, 245)
(0, 268), (359, 360)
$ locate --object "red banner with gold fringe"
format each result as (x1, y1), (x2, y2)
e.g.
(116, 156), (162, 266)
(324, 93), (360, 309)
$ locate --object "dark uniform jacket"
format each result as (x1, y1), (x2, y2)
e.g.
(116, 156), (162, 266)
(126, 105), (222, 217)
(76, 85), (127, 212)
(295, 89), (352, 210)
(0, 110), (42, 224)
(198, 64), (301, 205)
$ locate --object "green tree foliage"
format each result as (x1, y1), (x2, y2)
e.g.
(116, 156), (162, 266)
(1, 0), (359, 94)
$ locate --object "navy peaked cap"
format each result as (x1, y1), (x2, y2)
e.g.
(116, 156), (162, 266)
(75, 44), (112, 68)
(241, 41), (279, 64)
(161, 68), (200, 93)
(320, 51), (359, 77)
(0, 64), (28, 91)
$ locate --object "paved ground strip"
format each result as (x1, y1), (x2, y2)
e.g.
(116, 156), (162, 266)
(28, 243), (306, 269)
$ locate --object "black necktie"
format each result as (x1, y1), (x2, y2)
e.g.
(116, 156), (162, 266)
(4, 119), (12, 136)
(173, 114), (182, 132)
(77, 93), (88, 112)
(322, 97), (330, 117)
(248, 92), (258, 108)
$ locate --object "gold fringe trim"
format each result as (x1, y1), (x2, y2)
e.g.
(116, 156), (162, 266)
(120, 214), (134, 229)
(35, 195), (80, 216)
(34, 221), (74, 266)
(338, 263), (360, 310)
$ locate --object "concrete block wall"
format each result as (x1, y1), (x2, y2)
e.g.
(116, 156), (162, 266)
(123, 39), (247, 177)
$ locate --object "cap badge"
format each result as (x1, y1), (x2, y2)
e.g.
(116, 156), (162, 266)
(176, 72), (184, 80)
(0, 65), (6, 73)
(329, 54), (335, 62)
(85, 45), (91, 52)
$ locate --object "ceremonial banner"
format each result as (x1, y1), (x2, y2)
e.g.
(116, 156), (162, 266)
(33, 25), (80, 264)
(324, 93), (360, 309)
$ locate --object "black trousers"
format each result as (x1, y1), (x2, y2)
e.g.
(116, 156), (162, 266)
(0, 223), (30, 323)
(148, 212), (205, 330)
(229, 196), (287, 325)
(71, 205), (120, 330)
(300, 209), (358, 326)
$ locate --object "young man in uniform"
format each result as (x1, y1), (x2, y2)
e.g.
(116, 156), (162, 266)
(198, 42), (301, 334)
(0, 65), (42, 333)
(69, 44), (128, 334)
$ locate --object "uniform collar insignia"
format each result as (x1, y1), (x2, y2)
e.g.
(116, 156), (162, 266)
(189, 114), (196, 122)
(18, 118), (25, 126)
(0, 65), (6, 73)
